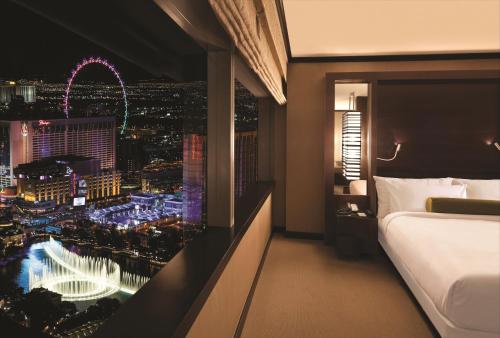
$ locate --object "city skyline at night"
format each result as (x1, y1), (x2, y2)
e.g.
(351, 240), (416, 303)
(0, 1), (258, 336)
(0, 45), (257, 338)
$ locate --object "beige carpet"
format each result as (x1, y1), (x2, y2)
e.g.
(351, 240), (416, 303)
(239, 234), (437, 338)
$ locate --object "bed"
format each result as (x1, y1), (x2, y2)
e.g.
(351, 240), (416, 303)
(379, 211), (500, 338)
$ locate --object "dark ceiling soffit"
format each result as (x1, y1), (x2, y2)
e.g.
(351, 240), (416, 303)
(10, 0), (204, 81)
(154, 0), (230, 51)
(291, 52), (500, 63)
(275, 0), (292, 61)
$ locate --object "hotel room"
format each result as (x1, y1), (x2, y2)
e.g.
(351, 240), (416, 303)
(0, 1), (499, 338)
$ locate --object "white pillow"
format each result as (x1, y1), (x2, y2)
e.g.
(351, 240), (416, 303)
(373, 176), (453, 218)
(452, 179), (500, 201)
(385, 182), (466, 214)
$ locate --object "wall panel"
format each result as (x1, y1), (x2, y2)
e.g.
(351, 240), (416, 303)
(286, 59), (500, 234)
(186, 194), (272, 338)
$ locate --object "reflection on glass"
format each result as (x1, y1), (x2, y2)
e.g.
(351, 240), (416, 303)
(334, 83), (368, 195)
(235, 81), (258, 201)
(0, 2), (207, 335)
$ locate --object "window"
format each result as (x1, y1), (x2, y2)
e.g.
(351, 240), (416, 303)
(234, 81), (258, 202)
(0, 2), (207, 336)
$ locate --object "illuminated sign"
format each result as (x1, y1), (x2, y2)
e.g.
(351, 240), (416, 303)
(38, 120), (51, 126)
(73, 197), (86, 206)
(77, 179), (88, 196)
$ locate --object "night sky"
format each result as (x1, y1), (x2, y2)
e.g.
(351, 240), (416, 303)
(1, 1), (153, 82)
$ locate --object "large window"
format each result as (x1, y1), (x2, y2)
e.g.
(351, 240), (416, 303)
(0, 2), (206, 336)
(234, 81), (259, 202)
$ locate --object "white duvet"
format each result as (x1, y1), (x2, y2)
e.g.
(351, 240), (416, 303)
(380, 212), (500, 334)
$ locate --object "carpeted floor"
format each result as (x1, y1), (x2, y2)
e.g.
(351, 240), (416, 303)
(239, 234), (438, 338)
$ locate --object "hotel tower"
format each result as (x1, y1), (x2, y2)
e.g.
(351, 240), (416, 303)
(0, 116), (116, 187)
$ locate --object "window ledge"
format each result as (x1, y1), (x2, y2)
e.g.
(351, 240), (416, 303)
(92, 182), (273, 338)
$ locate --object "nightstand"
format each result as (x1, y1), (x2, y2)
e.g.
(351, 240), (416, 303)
(335, 213), (378, 258)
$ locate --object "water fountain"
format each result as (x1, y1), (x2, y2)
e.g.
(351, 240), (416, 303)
(29, 238), (149, 301)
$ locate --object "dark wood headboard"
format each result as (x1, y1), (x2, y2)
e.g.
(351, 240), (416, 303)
(326, 70), (500, 214)
(366, 76), (500, 213)
(375, 78), (499, 179)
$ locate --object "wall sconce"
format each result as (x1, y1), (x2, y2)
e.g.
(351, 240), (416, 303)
(377, 143), (401, 161)
(485, 139), (500, 151)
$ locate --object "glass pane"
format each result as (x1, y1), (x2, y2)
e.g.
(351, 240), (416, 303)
(334, 83), (368, 195)
(0, 2), (206, 335)
(234, 81), (258, 202)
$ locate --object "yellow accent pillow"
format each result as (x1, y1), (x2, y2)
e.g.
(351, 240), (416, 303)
(426, 198), (500, 216)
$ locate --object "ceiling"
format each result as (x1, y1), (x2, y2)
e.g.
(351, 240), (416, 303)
(282, 0), (500, 57)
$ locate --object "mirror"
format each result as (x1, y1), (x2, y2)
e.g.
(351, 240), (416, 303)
(333, 82), (368, 195)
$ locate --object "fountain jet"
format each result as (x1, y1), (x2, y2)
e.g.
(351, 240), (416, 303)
(29, 238), (149, 302)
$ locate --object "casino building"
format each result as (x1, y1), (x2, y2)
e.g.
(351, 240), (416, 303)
(14, 155), (120, 206)
(0, 84), (16, 105)
(15, 85), (36, 104)
(0, 83), (36, 104)
(0, 116), (116, 187)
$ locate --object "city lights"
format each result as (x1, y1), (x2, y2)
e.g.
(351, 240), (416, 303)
(1, 45), (255, 338)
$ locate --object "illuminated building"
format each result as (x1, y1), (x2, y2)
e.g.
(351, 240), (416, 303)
(181, 80), (207, 225)
(84, 171), (121, 200)
(182, 134), (205, 225)
(235, 131), (257, 199)
(181, 131), (256, 222)
(0, 116), (116, 187)
(141, 177), (151, 193)
(0, 229), (25, 247)
(88, 193), (182, 228)
(15, 85), (36, 103)
(14, 155), (120, 205)
(0, 84), (16, 104)
(0, 123), (10, 187)
(0, 186), (16, 203)
(0, 82), (36, 104)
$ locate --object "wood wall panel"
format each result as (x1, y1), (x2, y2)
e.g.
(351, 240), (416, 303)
(186, 195), (272, 338)
(376, 79), (500, 179)
(286, 59), (500, 234)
